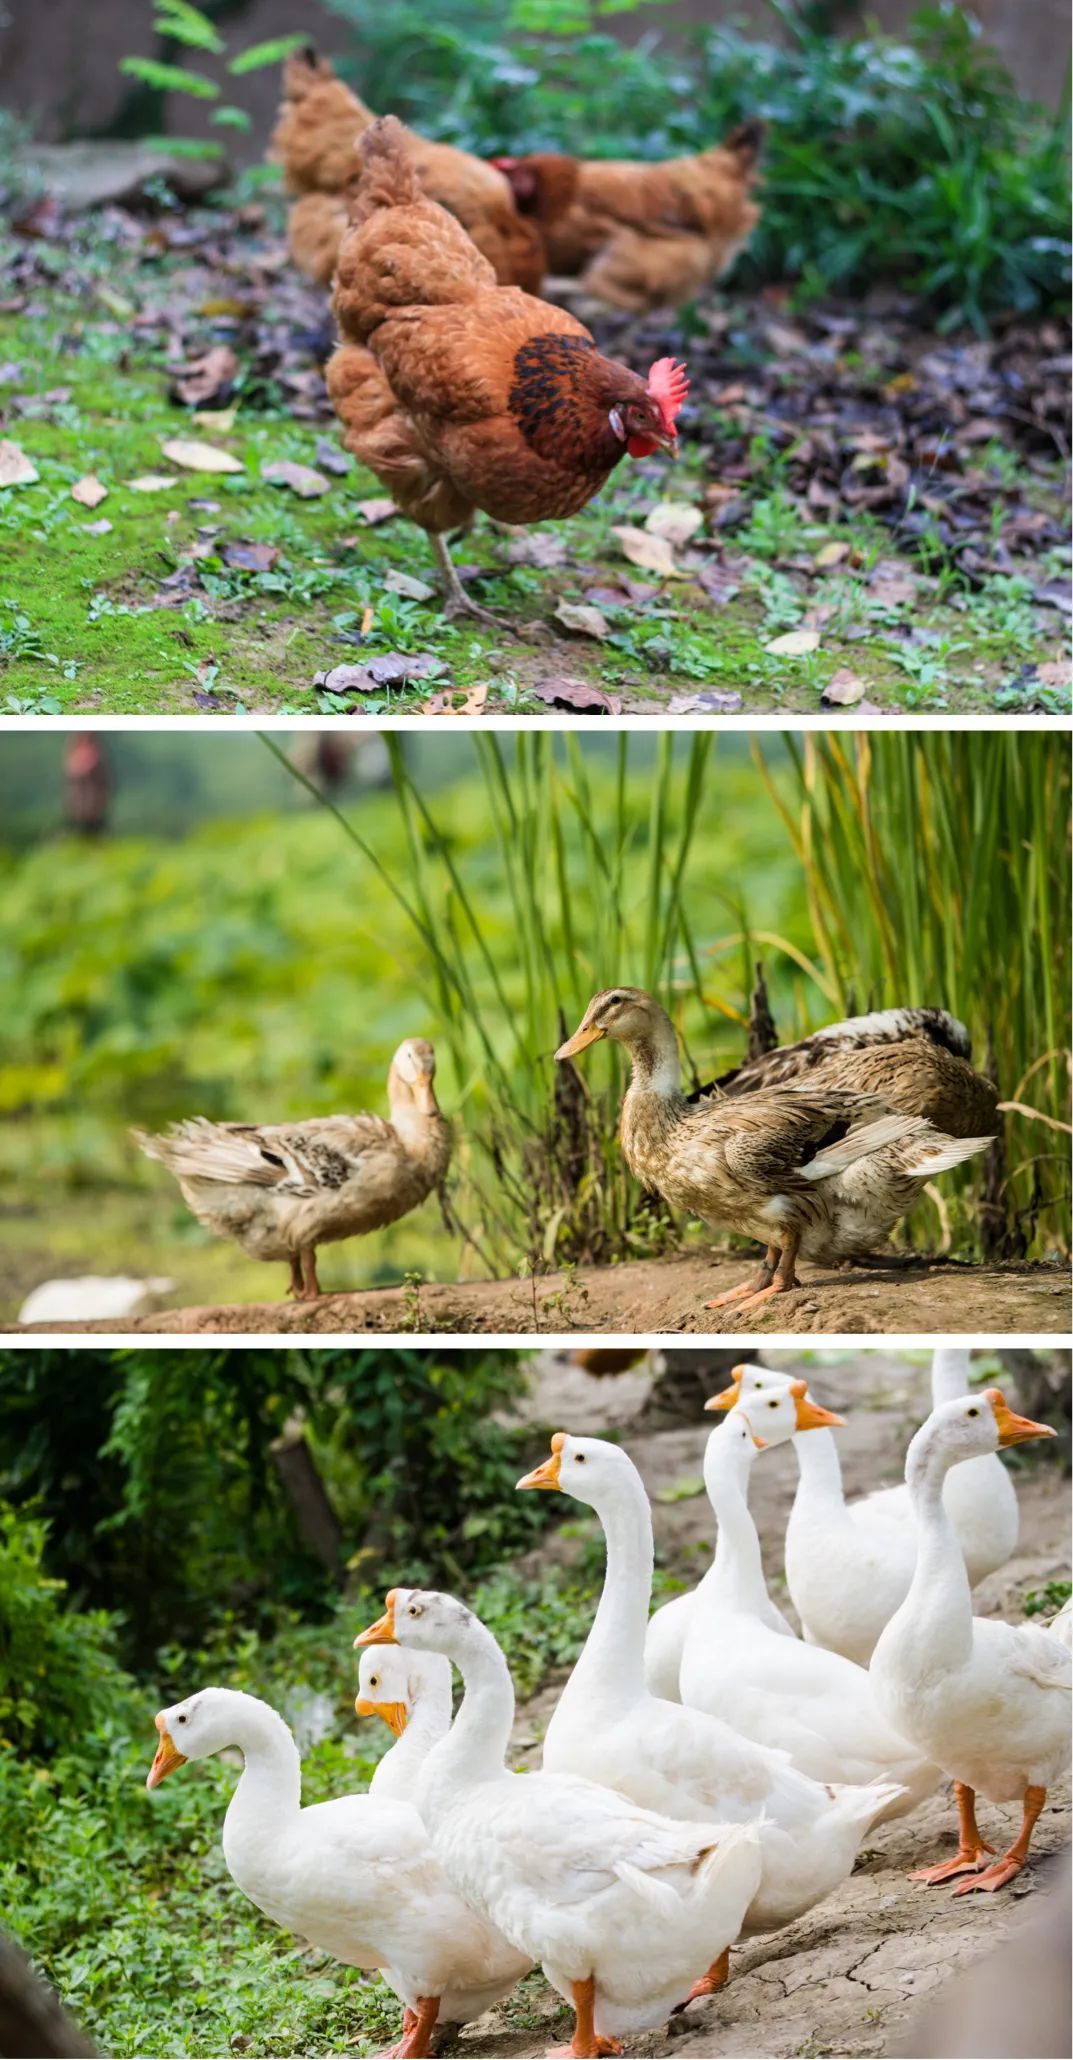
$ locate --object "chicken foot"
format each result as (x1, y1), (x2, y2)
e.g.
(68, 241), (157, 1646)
(431, 531), (508, 629)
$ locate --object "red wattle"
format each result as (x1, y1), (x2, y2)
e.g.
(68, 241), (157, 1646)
(627, 434), (659, 457)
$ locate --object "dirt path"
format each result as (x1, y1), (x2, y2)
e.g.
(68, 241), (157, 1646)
(468, 1349), (1072, 2060)
(18, 1253), (1069, 1335)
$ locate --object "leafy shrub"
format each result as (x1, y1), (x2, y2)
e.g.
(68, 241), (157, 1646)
(323, 0), (1071, 326)
(118, 0), (310, 161)
(0, 1504), (137, 1756)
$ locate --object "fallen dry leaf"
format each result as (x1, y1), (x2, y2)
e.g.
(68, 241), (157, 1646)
(383, 568), (435, 602)
(528, 679), (622, 715)
(83, 517), (113, 536)
(261, 459), (329, 497)
(644, 501), (704, 547)
(0, 440), (38, 488)
(868, 576), (918, 609)
(223, 541), (280, 572)
(1035, 661), (1072, 689)
(611, 525), (685, 579)
(314, 664), (379, 693)
(821, 668), (866, 707)
(506, 531), (568, 569)
(555, 600), (610, 640)
(71, 474), (107, 508)
(765, 628), (820, 657)
(192, 405), (238, 434)
(314, 437), (351, 477)
(172, 345), (238, 408)
(814, 540), (850, 569)
(129, 474), (179, 492)
(161, 439), (244, 475)
(667, 690), (743, 714)
(354, 498), (397, 526)
(421, 685), (489, 716)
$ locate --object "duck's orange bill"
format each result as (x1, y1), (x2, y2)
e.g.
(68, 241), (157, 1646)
(790, 1379), (845, 1431)
(355, 1696), (408, 1737)
(517, 1433), (564, 1491)
(146, 1712), (186, 1789)
(705, 1384), (740, 1412)
(986, 1388), (1056, 1448)
(555, 1023), (604, 1060)
(355, 1593), (399, 1647)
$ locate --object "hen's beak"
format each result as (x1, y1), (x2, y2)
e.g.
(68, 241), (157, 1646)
(517, 1434), (564, 1491)
(355, 1593), (399, 1647)
(985, 1389), (1056, 1448)
(146, 1713), (186, 1790)
(355, 1695), (408, 1738)
(705, 1383), (741, 1413)
(555, 1021), (604, 1061)
(790, 1379), (845, 1431)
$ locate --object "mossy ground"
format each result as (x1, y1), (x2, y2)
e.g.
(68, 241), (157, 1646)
(0, 195), (1068, 715)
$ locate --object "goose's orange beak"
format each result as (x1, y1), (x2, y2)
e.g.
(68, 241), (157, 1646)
(705, 1363), (753, 1412)
(985, 1389), (1056, 1448)
(790, 1378), (845, 1431)
(517, 1432), (564, 1490)
(355, 1592), (399, 1647)
(355, 1695), (408, 1737)
(146, 1712), (186, 1790)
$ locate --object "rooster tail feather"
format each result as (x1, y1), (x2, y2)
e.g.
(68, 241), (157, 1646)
(348, 116), (422, 224)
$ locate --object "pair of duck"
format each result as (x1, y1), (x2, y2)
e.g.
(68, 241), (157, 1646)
(148, 1364), (1068, 2059)
(135, 992), (996, 1312)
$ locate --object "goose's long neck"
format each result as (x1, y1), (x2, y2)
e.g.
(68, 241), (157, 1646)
(221, 1697), (303, 1853)
(696, 1429), (770, 1618)
(791, 1428), (846, 1512)
(419, 1628), (514, 1823)
(568, 1473), (653, 1711)
(371, 1682), (451, 1801)
(931, 1348), (971, 1406)
(895, 1426), (974, 1666)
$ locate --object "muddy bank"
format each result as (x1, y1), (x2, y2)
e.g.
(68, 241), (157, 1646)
(16, 1252), (1070, 1335)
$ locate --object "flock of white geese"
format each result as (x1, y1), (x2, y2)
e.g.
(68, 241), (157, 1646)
(146, 1352), (1071, 2060)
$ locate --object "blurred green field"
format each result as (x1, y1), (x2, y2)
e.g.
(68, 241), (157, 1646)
(1, 730), (1068, 1320)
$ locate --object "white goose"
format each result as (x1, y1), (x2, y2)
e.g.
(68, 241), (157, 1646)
(356, 1646), (454, 1802)
(648, 1348), (1022, 1686)
(146, 1685), (528, 2058)
(518, 1431), (903, 1966)
(357, 1588), (761, 2058)
(677, 1393), (938, 1813)
(870, 1389), (1070, 1894)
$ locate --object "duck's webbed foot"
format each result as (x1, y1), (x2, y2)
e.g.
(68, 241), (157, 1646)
(431, 531), (508, 630)
(711, 1236), (801, 1316)
(673, 1946), (731, 2012)
(910, 1781), (995, 1885)
(705, 1244), (780, 1311)
(287, 1248), (323, 1301)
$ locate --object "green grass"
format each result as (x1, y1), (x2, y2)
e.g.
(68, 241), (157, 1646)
(0, 209), (1065, 713)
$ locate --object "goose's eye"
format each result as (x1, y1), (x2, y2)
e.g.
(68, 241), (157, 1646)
(369, 1675), (378, 1688)
(177, 1713), (188, 1725)
(967, 1407), (979, 1418)
(576, 1453), (586, 1464)
(768, 1399), (778, 1409)
(408, 1604), (421, 1618)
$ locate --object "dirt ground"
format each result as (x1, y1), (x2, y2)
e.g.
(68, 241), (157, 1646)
(18, 1253), (1069, 1336)
(472, 1348), (1073, 2060)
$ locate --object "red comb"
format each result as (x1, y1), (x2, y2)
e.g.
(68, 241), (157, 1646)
(646, 357), (689, 434)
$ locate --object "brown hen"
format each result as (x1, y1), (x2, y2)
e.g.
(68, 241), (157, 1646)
(272, 47), (544, 293)
(494, 123), (763, 313)
(325, 119), (689, 621)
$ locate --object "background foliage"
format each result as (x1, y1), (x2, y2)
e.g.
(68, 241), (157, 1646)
(321, 0), (1071, 327)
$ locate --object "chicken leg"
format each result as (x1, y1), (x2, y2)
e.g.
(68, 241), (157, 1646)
(910, 1781), (995, 1885)
(431, 531), (505, 629)
(951, 1785), (1047, 1895)
(548, 1974), (623, 2059)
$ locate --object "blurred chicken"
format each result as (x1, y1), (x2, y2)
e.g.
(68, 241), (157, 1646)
(326, 119), (688, 622)
(273, 47), (544, 293)
(492, 122), (763, 313)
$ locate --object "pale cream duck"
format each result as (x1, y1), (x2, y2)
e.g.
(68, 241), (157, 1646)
(556, 989), (993, 1313)
(133, 1038), (451, 1299)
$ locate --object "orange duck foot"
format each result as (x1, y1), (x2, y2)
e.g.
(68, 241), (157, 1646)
(910, 1846), (995, 1886)
(952, 1856), (1027, 1895)
(546, 2042), (623, 2059)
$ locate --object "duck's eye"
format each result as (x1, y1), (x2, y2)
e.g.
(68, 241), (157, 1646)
(967, 1407), (979, 1418)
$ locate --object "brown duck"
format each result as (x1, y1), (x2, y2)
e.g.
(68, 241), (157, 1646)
(133, 1039), (452, 1301)
(555, 991), (995, 1314)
